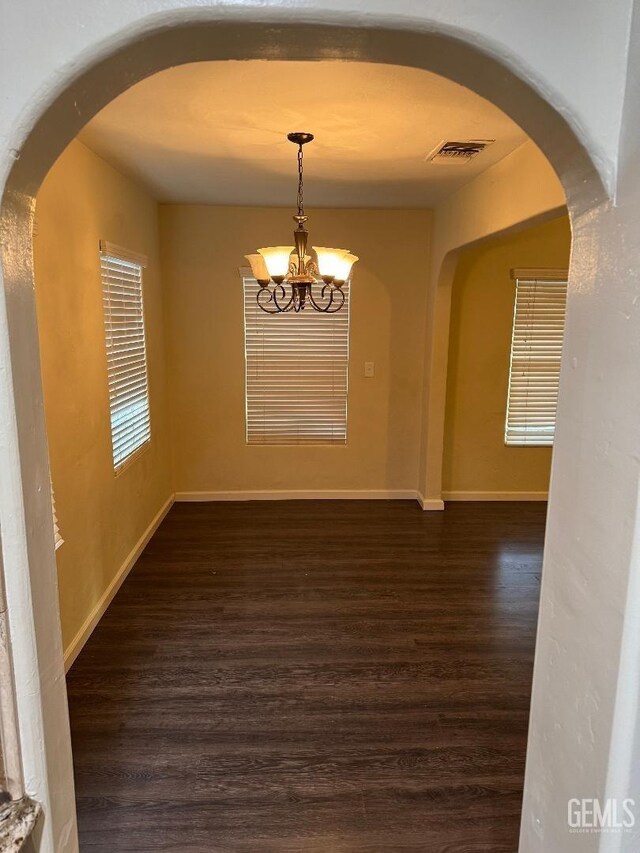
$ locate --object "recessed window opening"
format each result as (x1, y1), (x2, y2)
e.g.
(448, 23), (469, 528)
(100, 242), (151, 469)
(505, 269), (568, 447)
(243, 273), (350, 444)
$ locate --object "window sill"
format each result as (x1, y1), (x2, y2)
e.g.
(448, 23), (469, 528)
(0, 797), (41, 853)
(246, 440), (348, 447)
(114, 439), (151, 477)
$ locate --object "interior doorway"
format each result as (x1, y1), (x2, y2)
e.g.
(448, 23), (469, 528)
(0, 17), (604, 853)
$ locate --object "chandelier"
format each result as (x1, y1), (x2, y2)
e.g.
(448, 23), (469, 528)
(245, 132), (358, 313)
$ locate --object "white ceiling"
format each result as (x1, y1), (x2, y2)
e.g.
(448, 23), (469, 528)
(79, 60), (528, 208)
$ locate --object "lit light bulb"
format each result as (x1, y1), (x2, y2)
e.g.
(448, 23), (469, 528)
(257, 246), (294, 282)
(333, 253), (359, 284)
(314, 247), (350, 280)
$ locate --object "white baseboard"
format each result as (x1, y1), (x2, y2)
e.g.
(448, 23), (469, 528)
(416, 492), (445, 511)
(442, 490), (548, 501)
(175, 489), (418, 502)
(176, 489), (452, 512)
(64, 493), (175, 671)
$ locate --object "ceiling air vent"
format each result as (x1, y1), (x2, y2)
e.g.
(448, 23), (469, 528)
(426, 139), (495, 165)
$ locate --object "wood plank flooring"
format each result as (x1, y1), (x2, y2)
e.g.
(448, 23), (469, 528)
(66, 500), (545, 852)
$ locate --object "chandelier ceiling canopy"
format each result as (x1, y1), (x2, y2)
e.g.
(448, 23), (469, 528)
(245, 133), (358, 314)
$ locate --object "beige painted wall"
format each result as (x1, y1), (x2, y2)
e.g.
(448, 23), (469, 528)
(34, 140), (172, 654)
(160, 205), (431, 493)
(418, 140), (567, 503)
(442, 215), (572, 495)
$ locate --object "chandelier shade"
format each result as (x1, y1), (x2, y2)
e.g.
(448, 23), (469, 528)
(334, 253), (359, 283)
(244, 253), (270, 283)
(314, 247), (350, 280)
(256, 246), (294, 281)
(244, 133), (358, 314)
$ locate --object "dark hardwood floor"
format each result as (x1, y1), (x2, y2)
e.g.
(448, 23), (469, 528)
(66, 500), (545, 852)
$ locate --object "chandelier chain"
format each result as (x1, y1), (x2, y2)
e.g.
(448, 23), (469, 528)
(247, 132), (356, 314)
(296, 143), (304, 217)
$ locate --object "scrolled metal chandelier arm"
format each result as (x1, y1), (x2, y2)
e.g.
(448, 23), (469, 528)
(308, 283), (346, 313)
(256, 283), (294, 313)
(245, 132), (358, 314)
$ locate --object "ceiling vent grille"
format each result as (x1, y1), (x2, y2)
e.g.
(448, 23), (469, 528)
(426, 139), (495, 165)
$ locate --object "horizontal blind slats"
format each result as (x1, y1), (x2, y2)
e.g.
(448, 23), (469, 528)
(50, 475), (63, 550)
(505, 277), (568, 446)
(244, 277), (350, 445)
(101, 253), (151, 468)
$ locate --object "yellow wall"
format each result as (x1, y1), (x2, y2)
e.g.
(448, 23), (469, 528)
(34, 140), (172, 655)
(32, 142), (567, 655)
(442, 215), (572, 496)
(419, 141), (566, 501)
(160, 205), (431, 493)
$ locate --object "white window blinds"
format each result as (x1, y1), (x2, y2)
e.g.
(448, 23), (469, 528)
(505, 271), (568, 446)
(50, 477), (63, 551)
(100, 242), (151, 469)
(243, 276), (350, 444)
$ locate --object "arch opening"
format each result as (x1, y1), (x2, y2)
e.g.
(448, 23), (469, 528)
(0, 14), (607, 853)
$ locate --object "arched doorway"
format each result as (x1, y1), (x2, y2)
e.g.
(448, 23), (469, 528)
(0, 15), (608, 853)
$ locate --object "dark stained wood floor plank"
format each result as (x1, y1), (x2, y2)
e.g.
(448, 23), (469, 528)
(66, 500), (545, 852)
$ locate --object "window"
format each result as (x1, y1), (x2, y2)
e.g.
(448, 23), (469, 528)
(505, 269), (568, 446)
(243, 275), (350, 444)
(100, 241), (150, 469)
(50, 476), (63, 550)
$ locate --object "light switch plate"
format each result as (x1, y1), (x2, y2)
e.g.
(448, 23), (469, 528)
(364, 361), (375, 378)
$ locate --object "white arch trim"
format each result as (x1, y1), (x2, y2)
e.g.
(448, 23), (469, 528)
(0, 10), (611, 853)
